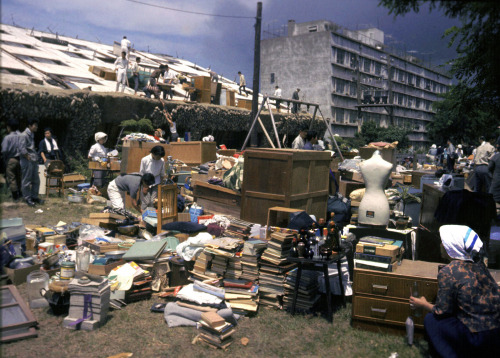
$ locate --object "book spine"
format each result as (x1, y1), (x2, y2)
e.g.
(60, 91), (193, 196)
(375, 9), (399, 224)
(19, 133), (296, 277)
(354, 261), (393, 272)
(354, 252), (394, 264)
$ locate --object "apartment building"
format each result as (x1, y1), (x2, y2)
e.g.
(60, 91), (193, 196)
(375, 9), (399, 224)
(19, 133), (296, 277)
(261, 20), (452, 147)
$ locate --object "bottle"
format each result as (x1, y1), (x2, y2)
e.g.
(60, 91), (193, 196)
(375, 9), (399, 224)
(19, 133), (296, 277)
(411, 281), (422, 317)
(405, 316), (414, 345)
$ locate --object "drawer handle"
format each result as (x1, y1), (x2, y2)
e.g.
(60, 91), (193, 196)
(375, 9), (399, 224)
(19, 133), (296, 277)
(370, 307), (387, 316)
(372, 284), (388, 293)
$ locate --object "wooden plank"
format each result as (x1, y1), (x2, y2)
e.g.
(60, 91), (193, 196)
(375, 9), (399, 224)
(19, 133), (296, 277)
(89, 212), (125, 220)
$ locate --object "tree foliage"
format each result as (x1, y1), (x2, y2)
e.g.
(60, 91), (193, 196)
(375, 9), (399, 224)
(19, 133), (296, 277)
(354, 120), (410, 149)
(379, 0), (500, 114)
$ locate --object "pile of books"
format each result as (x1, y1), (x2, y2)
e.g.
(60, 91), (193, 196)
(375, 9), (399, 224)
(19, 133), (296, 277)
(258, 232), (296, 307)
(224, 217), (254, 239)
(225, 255), (242, 279)
(196, 311), (235, 349)
(354, 236), (403, 272)
(283, 268), (321, 312)
(207, 254), (228, 277)
(240, 239), (267, 281)
(223, 278), (259, 315)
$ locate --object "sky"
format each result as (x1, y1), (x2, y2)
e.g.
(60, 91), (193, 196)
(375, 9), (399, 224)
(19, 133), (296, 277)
(1, 0), (460, 83)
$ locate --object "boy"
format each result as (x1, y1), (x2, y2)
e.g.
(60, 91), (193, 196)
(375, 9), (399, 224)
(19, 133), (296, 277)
(20, 118), (43, 206)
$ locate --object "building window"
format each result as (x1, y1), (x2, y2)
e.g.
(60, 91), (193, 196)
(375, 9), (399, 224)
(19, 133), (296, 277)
(349, 110), (357, 124)
(270, 73), (275, 84)
(336, 49), (345, 65)
(363, 59), (371, 73)
(349, 82), (357, 97)
(349, 53), (357, 68)
(335, 79), (345, 94)
(0, 67), (28, 76)
(335, 108), (345, 123)
(62, 51), (89, 59)
(374, 62), (381, 76)
(2, 41), (34, 49)
(16, 55), (67, 66)
(57, 75), (100, 84)
(308, 25), (318, 33)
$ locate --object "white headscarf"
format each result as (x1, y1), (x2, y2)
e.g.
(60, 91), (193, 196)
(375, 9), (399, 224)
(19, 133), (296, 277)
(95, 132), (108, 143)
(439, 225), (483, 261)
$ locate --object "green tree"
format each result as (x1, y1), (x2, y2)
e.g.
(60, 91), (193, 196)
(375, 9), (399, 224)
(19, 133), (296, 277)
(428, 83), (495, 145)
(354, 120), (410, 148)
(379, 0), (500, 114)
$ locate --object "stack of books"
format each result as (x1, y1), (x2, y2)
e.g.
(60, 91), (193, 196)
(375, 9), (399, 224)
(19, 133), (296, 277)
(283, 268), (321, 312)
(207, 255), (228, 277)
(225, 254), (243, 279)
(258, 261), (296, 308)
(260, 232), (294, 266)
(224, 217), (254, 239)
(354, 236), (403, 272)
(196, 311), (235, 349)
(223, 278), (259, 315)
(240, 239), (267, 281)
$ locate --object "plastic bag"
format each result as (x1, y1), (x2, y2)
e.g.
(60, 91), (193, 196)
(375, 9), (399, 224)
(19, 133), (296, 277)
(78, 224), (107, 245)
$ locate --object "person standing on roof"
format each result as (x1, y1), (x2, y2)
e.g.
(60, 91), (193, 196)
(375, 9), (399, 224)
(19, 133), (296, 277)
(209, 68), (218, 83)
(121, 36), (131, 59)
(143, 64), (165, 99)
(292, 88), (300, 114)
(114, 51), (129, 93)
(274, 85), (282, 113)
(238, 71), (248, 96)
(130, 57), (141, 95)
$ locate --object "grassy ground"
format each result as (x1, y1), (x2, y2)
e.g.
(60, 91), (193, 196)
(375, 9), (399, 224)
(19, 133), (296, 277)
(1, 196), (430, 358)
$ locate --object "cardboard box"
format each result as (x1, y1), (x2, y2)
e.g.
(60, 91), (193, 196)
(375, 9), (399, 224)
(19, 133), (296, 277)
(44, 235), (66, 245)
(88, 260), (125, 276)
(5, 264), (42, 285)
(338, 180), (365, 198)
(355, 242), (400, 259)
(341, 171), (364, 183)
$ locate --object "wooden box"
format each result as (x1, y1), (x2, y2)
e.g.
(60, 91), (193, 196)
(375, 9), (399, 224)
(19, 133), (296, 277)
(63, 173), (86, 188)
(169, 141), (217, 165)
(44, 235), (67, 245)
(193, 180), (241, 217)
(194, 76), (211, 91)
(89, 161), (104, 170)
(266, 206), (303, 239)
(5, 264), (42, 285)
(241, 148), (331, 225)
(103, 69), (116, 81)
(338, 179), (364, 198)
(237, 99), (252, 110)
(226, 90), (236, 107)
(340, 171), (364, 183)
(121, 140), (170, 174)
(88, 259), (125, 276)
(217, 149), (237, 157)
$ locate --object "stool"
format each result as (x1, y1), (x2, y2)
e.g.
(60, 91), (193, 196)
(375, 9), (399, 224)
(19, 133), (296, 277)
(45, 160), (65, 197)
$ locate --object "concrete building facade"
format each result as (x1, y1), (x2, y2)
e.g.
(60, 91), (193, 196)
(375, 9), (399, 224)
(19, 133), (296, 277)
(261, 20), (452, 148)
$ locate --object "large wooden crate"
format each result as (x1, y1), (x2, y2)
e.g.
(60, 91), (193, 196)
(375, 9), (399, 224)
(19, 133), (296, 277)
(121, 140), (170, 174)
(194, 76), (211, 91)
(237, 99), (252, 110)
(169, 141), (216, 165)
(241, 148), (331, 225)
(193, 180), (241, 217)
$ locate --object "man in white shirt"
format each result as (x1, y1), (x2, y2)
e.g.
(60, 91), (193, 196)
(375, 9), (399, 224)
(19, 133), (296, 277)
(474, 135), (496, 192)
(292, 124), (308, 149)
(114, 51), (129, 92)
(274, 85), (282, 112)
(140, 146), (166, 185)
(162, 65), (176, 100)
(121, 36), (131, 59)
(130, 57), (141, 95)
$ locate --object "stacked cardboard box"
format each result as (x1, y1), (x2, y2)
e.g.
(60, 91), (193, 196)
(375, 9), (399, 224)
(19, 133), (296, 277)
(354, 236), (403, 272)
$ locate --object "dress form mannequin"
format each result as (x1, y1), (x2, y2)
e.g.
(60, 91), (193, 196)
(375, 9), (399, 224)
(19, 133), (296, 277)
(358, 150), (392, 227)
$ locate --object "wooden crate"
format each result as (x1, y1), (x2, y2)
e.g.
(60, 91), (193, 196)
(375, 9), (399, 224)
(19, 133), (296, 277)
(237, 99), (252, 110)
(226, 90), (236, 107)
(217, 149), (237, 157)
(241, 148), (331, 225)
(197, 89), (211, 104)
(193, 180), (241, 217)
(63, 173), (86, 188)
(121, 140), (170, 174)
(103, 69), (116, 81)
(338, 179), (364, 198)
(194, 76), (211, 91)
(169, 141), (217, 165)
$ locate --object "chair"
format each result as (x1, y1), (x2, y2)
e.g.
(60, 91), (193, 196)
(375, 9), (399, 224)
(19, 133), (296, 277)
(157, 184), (178, 234)
(45, 160), (65, 197)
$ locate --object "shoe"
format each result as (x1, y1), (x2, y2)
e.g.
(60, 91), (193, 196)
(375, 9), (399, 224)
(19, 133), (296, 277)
(25, 198), (36, 207)
(32, 197), (45, 205)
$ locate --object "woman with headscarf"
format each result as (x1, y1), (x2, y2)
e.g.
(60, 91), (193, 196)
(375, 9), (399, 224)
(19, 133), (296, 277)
(88, 132), (109, 187)
(39, 127), (61, 166)
(410, 225), (500, 357)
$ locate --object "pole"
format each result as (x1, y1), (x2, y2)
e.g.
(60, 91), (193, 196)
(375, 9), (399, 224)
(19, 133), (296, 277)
(250, 2), (262, 147)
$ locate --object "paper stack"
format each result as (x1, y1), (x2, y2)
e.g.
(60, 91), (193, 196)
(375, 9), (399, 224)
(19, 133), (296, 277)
(63, 272), (110, 330)
(354, 236), (403, 272)
(240, 239), (266, 281)
(223, 278), (259, 315)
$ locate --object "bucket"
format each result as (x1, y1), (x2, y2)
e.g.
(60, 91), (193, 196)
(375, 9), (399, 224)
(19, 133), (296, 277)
(169, 257), (191, 286)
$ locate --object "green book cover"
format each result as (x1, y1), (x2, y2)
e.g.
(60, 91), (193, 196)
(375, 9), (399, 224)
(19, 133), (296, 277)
(122, 239), (168, 261)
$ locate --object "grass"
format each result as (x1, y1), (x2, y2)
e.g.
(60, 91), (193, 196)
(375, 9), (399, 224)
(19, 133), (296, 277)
(1, 196), (430, 358)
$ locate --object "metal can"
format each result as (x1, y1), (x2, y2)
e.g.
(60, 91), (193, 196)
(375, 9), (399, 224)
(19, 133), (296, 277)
(60, 261), (75, 280)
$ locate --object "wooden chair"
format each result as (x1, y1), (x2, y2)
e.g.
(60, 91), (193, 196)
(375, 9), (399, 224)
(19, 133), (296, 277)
(157, 184), (178, 234)
(45, 160), (65, 197)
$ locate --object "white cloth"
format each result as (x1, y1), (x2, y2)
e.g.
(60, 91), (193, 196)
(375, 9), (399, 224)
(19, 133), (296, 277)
(114, 57), (128, 70)
(176, 284), (222, 305)
(130, 61), (138, 74)
(44, 137), (59, 152)
(170, 121), (177, 135)
(94, 132), (108, 142)
(292, 135), (305, 150)
(274, 88), (282, 97)
(107, 180), (126, 209)
(176, 232), (213, 261)
(88, 143), (108, 161)
(164, 70), (176, 83)
(140, 154), (165, 185)
(439, 225), (483, 261)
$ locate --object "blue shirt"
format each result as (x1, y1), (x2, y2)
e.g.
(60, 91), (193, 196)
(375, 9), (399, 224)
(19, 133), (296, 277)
(1, 130), (22, 159)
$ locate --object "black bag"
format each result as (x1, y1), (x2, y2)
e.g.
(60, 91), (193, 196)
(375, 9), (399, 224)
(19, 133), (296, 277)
(327, 194), (351, 225)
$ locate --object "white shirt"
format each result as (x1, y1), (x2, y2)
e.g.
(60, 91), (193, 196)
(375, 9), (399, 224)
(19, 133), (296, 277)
(140, 154), (166, 185)
(164, 70), (176, 83)
(274, 88), (282, 97)
(292, 135), (305, 150)
(88, 143), (108, 160)
(130, 61), (139, 74)
(114, 57), (128, 70)
(121, 38), (131, 52)
(170, 121), (177, 135)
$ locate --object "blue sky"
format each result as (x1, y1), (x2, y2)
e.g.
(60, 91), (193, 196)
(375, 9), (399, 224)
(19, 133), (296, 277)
(1, 0), (459, 82)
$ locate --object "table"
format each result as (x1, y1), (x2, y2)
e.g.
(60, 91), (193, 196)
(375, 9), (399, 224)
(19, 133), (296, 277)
(288, 251), (346, 322)
(89, 167), (120, 187)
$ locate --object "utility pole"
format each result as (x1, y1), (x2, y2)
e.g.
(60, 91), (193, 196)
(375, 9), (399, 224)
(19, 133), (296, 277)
(250, 2), (262, 147)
